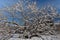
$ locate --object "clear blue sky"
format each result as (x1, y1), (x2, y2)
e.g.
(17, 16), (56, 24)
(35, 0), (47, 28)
(0, 0), (19, 8)
(0, 0), (60, 25)
(0, 0), (60, 9)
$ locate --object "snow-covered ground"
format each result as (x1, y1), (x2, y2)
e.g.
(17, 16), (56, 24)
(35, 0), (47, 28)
(8, 34), (60, 40)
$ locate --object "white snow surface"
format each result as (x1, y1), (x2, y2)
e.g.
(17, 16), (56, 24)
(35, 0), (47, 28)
(8, 34), (60, 40)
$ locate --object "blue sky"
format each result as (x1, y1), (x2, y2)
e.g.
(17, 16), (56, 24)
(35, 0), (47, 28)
(0, 0), (60, 25)
(0, 0), (60, 9)
(0, 0), (19, 8)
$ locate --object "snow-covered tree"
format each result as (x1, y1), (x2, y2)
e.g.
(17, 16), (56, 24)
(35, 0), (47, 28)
(5, 0), (59, 38)
(0, 0), (60, 39)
